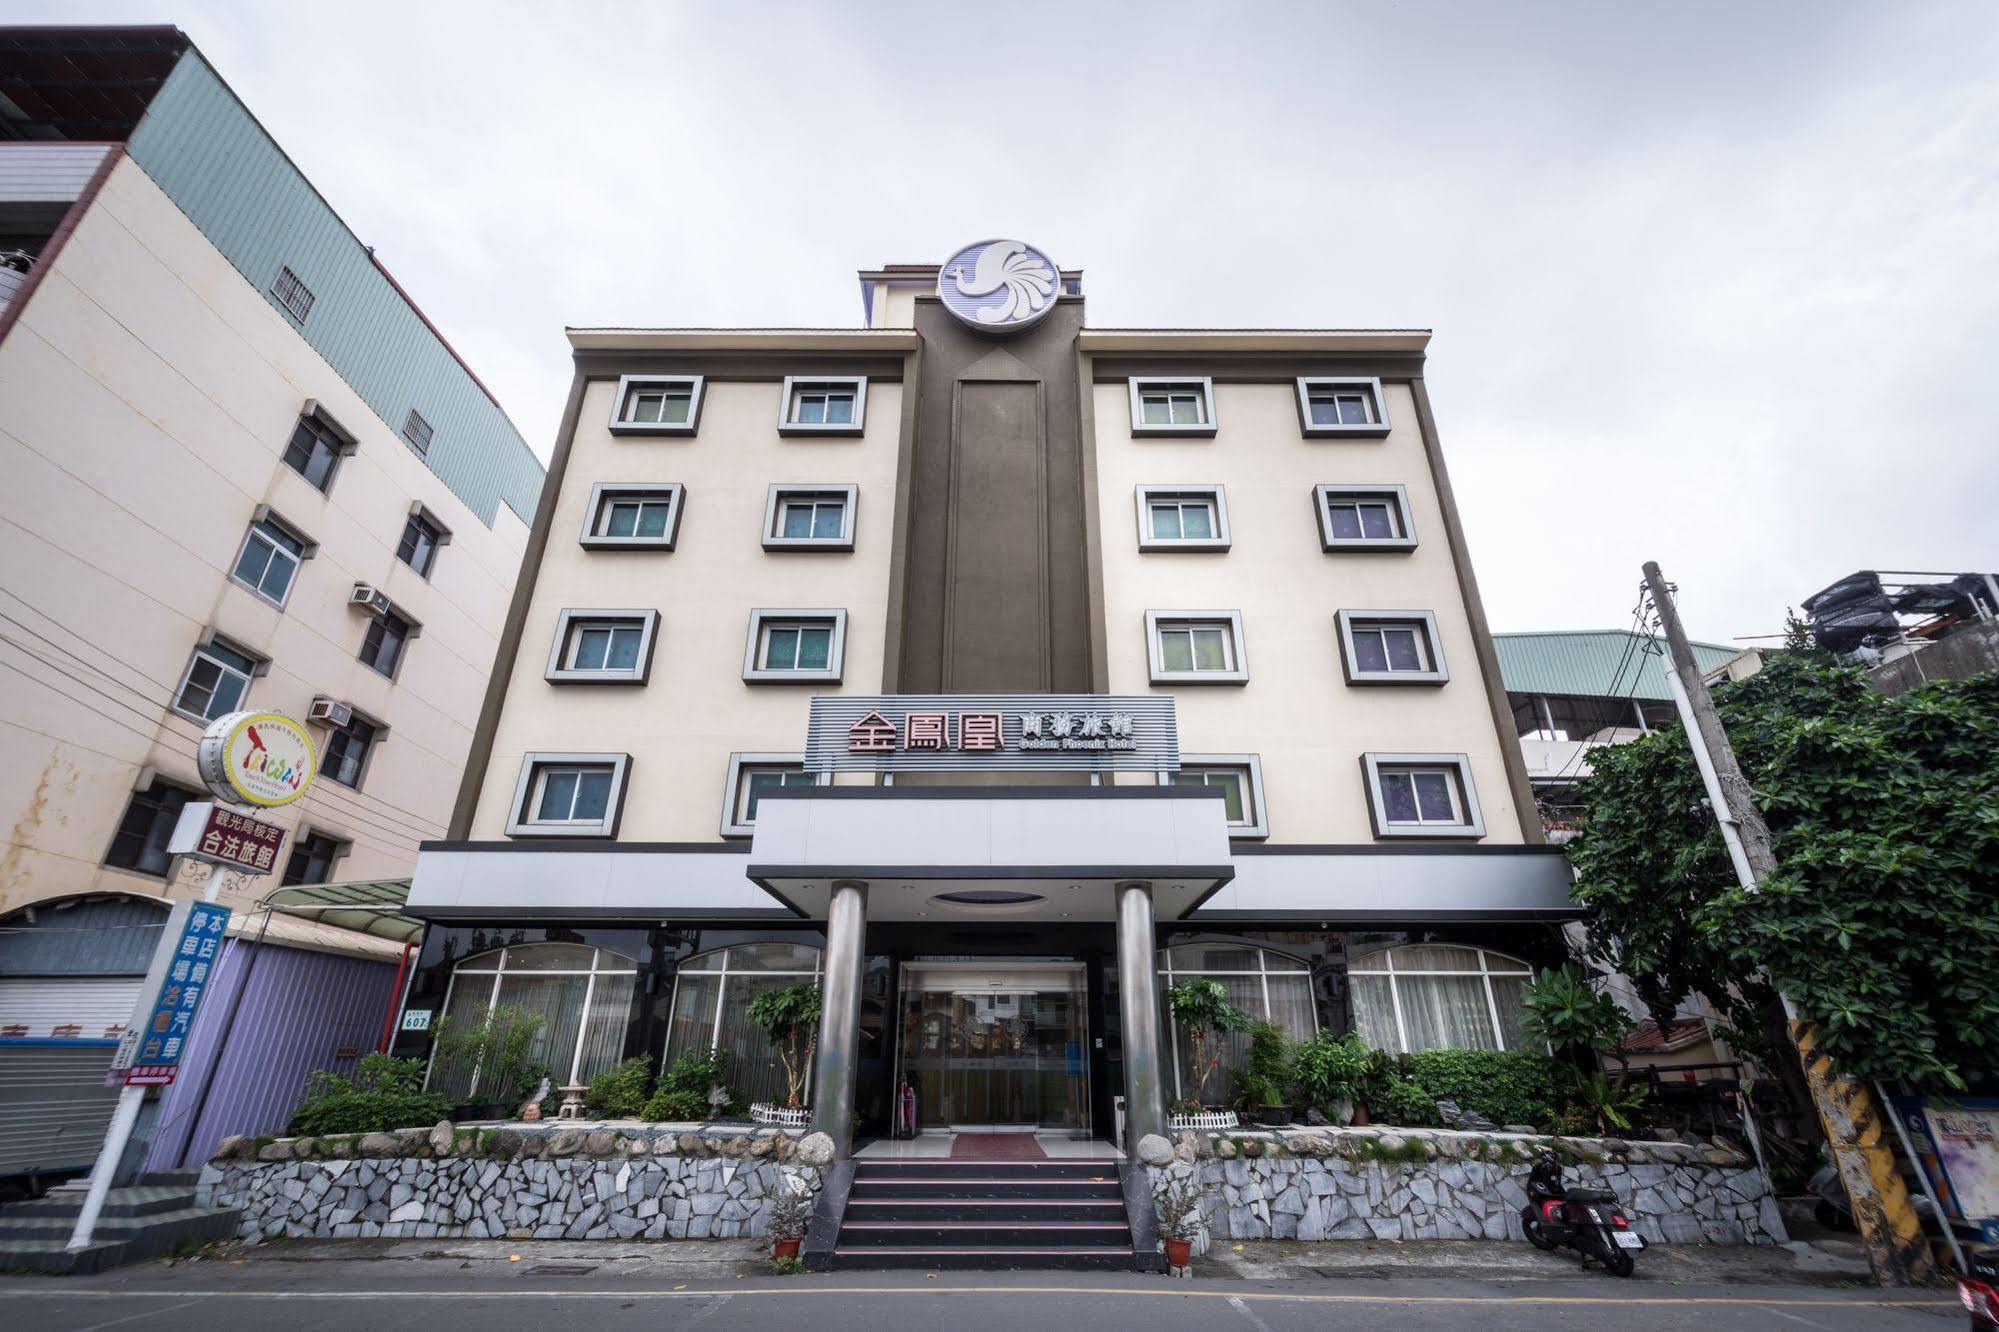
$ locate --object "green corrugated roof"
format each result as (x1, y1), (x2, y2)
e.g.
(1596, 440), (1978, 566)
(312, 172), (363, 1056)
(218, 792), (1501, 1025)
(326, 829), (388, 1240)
(1492, 630), (1741, 701)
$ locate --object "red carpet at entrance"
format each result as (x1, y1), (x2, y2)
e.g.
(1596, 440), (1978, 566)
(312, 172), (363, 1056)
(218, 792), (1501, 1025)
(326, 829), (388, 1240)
(950, 1132), (1046, 1159)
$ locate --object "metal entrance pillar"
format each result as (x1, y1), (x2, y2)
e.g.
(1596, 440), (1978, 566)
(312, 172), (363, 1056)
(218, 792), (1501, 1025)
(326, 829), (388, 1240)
(809, 878), (868, 1159)
(1115, 879), (1167, 1150)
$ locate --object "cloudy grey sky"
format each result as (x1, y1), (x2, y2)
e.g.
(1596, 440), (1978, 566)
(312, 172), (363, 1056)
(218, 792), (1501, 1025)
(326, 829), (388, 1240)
(26, 1), (1998, 645)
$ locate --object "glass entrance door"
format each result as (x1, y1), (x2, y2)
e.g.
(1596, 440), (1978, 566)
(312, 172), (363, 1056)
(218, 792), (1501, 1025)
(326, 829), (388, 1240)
(896, 963), (1088, 1132)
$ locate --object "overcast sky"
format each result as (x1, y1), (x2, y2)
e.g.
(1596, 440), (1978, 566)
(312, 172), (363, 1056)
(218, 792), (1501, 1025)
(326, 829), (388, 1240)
(29, 1), (1998, 646)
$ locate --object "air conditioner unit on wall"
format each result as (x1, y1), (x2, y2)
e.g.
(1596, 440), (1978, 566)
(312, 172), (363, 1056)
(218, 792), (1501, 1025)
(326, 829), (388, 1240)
(349, 583), (391, 616)
(307, 697), (353, 728)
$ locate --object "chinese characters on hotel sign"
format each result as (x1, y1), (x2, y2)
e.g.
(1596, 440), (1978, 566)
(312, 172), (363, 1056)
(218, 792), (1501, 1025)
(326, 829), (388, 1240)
(805, 695), (1178, 774)
(168, 802), (288, 874)
(109, 899), (232, 1087)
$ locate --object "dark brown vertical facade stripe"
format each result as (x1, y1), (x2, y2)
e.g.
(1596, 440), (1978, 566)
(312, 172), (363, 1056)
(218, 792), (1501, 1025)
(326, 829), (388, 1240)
(1407, 377), (1546, 844)
(879, 343), (925, 693)
(946, 380), (1048, 689)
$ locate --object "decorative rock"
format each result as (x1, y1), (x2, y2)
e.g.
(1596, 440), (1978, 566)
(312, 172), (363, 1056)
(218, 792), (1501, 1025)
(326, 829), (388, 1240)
(1136, 1134), (1174, 1167)
(1434, 1099), (1499, 1132)
(547, 1129), (585, 1157)
(1216, 1137), (1237, 1159)
(1240, 1138), (1264, 1159)
(583, 1130), (617, 1156)
(429, 1121), (457, 1157)
(214, 1135), (251, 1162)
(796, 1132), (835, 1167)
(258, 1141), (294, 1162)
(1305, 1107), (1331, 1127)
(1502, 1124), (1536, 1136)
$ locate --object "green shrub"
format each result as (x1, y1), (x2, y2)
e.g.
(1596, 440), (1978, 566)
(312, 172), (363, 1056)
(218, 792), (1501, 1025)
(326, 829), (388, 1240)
(1234, 1020), (1293, 1109)
(287, 1053), (450, 1136)
(641, 1087), (709, 1121)
(657, 1047), (739, 1114)
(1292, 1031), (1374, 1112)
(584, 1055), (653, 1119)
(1401, 1048), (1559, 1128)
(1367, 1077), (1439, 1127)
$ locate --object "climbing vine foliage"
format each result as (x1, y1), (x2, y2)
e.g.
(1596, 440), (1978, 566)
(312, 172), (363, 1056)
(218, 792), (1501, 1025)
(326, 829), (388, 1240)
(1566, 637), (1999, 1089)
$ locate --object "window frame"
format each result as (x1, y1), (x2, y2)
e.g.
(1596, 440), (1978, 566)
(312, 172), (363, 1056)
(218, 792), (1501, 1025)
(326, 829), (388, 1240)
(1360, 752), (1486, 839)
(1336, 609), (1450, 685)
(1145, 609), (1249, 685)
(320, 711), (386, 790)
(281, 828), (349, 887)
(608, 374), (706, 437)
(396, 504), (452, 579)
(544, 608), (661, 685)
(229, 508), (316, 609)
(281, 404), (357, 493)
(171, 632), (267, 724)
(1314, 483), (1418, 552)
(429, 944), (641, 1093)
(358, 605), (419, 680)
(505, 751), (632, 839)
(1157, 941), (1318, 1100)
(1159, 753), (1268, 839)
(778, 375), (868, 436)
(402, 408), (434, 456)
(741, 608), (848, 684)
(762, 483), (858, 551)
(719, 752), (829, 838)
(270, 264), (316, 323)
(664, 944), (824, 1108)
(580, 482), (685, 551)
(1128, 376), (1218, 437)
(1347, 944), (1537, 1054)
(1134, 484), (1231, 552)
(103, 777), (197, 878)
(1295, 376), (1391, 438)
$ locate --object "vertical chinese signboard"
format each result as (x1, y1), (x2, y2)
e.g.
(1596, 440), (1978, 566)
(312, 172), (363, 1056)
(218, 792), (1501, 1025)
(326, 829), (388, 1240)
(109, 900), (231, 1088)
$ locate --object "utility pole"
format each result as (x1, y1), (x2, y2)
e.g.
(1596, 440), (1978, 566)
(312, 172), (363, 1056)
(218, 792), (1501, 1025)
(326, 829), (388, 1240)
(1642, 561), (1931, 1287)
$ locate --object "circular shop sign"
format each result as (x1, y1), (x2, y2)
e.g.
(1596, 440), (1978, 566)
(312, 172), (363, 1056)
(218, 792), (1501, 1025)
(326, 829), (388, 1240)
(936, 238), (1061, 335)
(196, 710), (318, 808)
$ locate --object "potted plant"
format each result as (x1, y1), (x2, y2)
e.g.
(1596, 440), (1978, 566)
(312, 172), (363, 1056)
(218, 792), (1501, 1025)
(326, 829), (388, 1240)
(1237, 1021), (1294, 1125)
(1154, 1170), (1203, 1269)
(430, 1006), (547, 1120)
(1521, 964), (1646, 1135)
(1292, 1030), (1375, 1125)
(746, 981), (821, 1126)
(1167, 978), (1250, 1127)
(767, 1172), (812, 1262)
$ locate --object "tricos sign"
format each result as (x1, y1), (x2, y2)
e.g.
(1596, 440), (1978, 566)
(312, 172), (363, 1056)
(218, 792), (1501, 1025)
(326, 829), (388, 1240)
(196, 710), (318, 808)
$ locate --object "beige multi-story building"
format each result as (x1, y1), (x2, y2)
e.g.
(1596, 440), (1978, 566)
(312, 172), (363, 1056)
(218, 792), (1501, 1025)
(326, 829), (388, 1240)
(398, 238), (1574, 1264)
(0, 26), (543, 1178)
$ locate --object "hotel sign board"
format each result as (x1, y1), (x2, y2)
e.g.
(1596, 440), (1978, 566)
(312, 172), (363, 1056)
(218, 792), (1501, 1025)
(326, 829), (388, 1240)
(108, 899), (232, 1086)
(804, 694), (1178, 774)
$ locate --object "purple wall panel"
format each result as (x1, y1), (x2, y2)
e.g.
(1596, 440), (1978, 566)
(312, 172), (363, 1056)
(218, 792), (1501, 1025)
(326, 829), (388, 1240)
(144, 934), (400, 1171)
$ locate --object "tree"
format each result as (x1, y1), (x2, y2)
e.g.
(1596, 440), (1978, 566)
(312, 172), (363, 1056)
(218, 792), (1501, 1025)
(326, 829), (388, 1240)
(1566, 634), (1999, 1090)
(746, 982), (823, 1107)
(1168, 978), (1251, 1108)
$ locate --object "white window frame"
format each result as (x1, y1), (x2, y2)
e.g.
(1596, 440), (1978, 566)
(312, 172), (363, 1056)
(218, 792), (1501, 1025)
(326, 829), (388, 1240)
(762, 483), (858, 551)
(1159, 753), (1268, 839)
(1336, 610), (1449, 685)
(719, 752), (829, 838)
(741, 608), (847, 683)
(1295, 376), (1391, 438)
(544, 608), (660, 685)
(1314, 483), (1418, 552)
(230, 508), (316, 609)
(1145, 609), (1248, 684)
(1347, 945), (1536, 1054)
(1360, 752), (1486, 839)
(1157, 942), (1317, 1099)
(666, 944), (824, 1104)
(505, 751), (631, 838)
(1129, 376), (1218, 437)
(608, 374), (706, 437)
(171, 633), (266, 724)
(429, 944), (641, 1092)
(580, 482), (685, 550)
(778, 375), (868, 436)
(1134, 484), (1231, 552)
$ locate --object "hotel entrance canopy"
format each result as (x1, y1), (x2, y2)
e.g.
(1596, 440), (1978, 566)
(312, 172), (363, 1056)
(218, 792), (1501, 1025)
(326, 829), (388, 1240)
(745, 787), (1233, 921)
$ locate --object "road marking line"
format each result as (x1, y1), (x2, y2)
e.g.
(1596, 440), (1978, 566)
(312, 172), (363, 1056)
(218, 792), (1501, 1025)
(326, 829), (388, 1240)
(1226, 1293), (1277, 1332)
(78, 1297), (202, 1331)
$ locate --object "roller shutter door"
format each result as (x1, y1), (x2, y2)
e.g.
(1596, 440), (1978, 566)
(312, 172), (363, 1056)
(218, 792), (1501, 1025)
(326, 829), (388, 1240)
(0, 977), (141, 1178)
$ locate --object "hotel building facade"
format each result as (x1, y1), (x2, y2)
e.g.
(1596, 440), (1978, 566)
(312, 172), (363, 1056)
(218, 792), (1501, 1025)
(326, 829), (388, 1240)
(397, 240), (1574, 1164)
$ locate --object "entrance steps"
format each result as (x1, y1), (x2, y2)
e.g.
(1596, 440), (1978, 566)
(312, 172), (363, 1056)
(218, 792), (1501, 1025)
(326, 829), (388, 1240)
(831, 1158), (1137, 1270)
(0, 1172), (240, 1275)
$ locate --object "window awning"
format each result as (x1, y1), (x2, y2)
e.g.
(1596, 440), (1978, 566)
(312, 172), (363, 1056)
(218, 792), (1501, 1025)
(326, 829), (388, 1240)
(260, 879), (425, 944)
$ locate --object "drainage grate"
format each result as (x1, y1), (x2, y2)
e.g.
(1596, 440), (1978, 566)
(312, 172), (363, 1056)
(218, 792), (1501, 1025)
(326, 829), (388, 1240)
(527, 1263), (598, 1276)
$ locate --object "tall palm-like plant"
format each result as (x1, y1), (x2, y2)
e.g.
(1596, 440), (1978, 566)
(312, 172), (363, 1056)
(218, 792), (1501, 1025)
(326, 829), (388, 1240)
(1168, 978), (1251, 1108)
(747, 982), (823, 1107)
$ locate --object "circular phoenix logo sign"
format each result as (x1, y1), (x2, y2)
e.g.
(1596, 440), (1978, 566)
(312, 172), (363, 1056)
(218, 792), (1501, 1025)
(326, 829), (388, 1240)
(937, 238), (1061, 334)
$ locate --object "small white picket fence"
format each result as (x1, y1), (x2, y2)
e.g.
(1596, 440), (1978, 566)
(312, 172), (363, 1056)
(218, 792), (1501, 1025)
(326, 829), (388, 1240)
(750, 1102), (811, 1128)
(1168, 1109), (1240, 1132)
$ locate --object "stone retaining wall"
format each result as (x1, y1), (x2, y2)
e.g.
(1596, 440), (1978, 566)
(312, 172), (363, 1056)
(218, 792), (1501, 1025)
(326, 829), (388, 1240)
(1138, 1127), (1783, 1256)
(197, 1122), (828, 1242)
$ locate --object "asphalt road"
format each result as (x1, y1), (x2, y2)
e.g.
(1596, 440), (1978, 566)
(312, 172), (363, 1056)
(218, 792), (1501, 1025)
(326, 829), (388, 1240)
(4, 1272), (1966, 1331)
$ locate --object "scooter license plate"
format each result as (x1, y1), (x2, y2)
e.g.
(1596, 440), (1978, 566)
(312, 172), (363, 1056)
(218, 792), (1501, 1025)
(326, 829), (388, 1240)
(1612, 1231), (1644, 1250)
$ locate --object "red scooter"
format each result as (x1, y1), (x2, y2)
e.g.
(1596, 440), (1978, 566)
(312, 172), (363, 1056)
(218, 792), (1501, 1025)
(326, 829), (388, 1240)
(1520, 1148), (1646, 1277)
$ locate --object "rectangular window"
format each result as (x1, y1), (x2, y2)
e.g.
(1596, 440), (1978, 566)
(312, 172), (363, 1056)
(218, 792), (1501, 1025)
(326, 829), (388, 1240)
(396, 510), (448, 578)
(1296, 377), (1391, 437)
(609, 375), (705, 436)
(322, 714), (379, 789)
(359, 609), (413, 678)
(581, 483), (684, 550)
(1362, 752), (1486, 839)
(1337, 610), (1449, 684)
(762, 484), (858, 550)
(742, 609), (847, 683)
(1129, 377), (1217, 436)
(721, 753), (821, 837)
(545, 609), (659, 684)
(105, 779), (194, 876)
(172, 638), (258, 722)
(282, 416), (348, 492)
(1315, 484), (1417, 551)
(1165, 754), (1268, 838)
(1135, 484), (1230, 550)
(270, 265), (315, 322)
(231, 516), (308, 607)
(402, 408), (434, 455)
(281, 831), (345, 887)
(1146, 610), (1249, 684)
(505, 752), (631, 838)
(778, 376), (867, 434)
